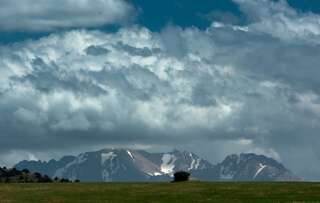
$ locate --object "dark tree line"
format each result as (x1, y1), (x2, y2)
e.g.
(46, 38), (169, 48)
(0, 166), (79, 183)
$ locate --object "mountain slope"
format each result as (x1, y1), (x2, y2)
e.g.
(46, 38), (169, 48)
(15, 149), (300, 182)
(214, 153), (299, 181)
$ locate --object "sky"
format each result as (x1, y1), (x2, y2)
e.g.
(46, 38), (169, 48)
(0, 0), (320, 180)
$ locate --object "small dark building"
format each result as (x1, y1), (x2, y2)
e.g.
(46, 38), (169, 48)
(173, 171), (190, 182)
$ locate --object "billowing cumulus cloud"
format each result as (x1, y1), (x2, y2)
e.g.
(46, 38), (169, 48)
(1, 0), (320, 180)
(0, 0), (135, 31)
(234, 0), (320, 41)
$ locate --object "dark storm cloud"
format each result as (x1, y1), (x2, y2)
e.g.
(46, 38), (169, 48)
(115, 42), (161, 57)
(85, 46), (110, 56)
(13, 58), (107, 96)
(1, 0), (320, 180)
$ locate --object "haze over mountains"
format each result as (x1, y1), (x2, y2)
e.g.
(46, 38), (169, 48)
(15, 149), (300, 182)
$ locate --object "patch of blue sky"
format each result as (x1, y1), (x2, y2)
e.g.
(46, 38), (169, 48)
(0, 0), (319, 44)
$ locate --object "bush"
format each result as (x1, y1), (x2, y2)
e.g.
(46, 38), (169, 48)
(173, 171), (190, 182)
(60, 178), (70, 183)
(34, 172), (42, 179)
(42, 175), (53, 183)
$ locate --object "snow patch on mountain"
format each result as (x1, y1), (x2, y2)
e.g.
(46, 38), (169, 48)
(254, 163), (267, 179)
(101, 152), (117, 165)
(54, 153), (87, 178)
(188, 158), (201, 170)
(160, 154), (176, 174)
(101, 152), (119, 181)
(147, 172), (162, 176)
(127, 150), (134, 160)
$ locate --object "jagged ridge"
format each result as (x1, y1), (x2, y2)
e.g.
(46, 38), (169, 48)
(15, 149), (300, 182)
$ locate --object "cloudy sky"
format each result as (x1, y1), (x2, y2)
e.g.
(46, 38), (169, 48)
(1, 0), (320, 180)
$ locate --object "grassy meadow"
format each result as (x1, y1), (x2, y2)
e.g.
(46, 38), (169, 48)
(0, 182), (320, 203)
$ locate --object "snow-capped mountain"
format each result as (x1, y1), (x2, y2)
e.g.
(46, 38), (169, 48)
(215, 153), (299, 181)
(192, 153), (300, 181)
(14, 149), (300, 182)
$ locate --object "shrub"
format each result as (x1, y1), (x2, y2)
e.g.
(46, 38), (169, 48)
(60, 178), (70, 183)
(41, 175), (53, 183)
(173, 171), (190, 182)
(34, 172), (42, 179)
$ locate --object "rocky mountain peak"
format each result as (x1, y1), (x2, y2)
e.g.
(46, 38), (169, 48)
(15, 149), (300, 182)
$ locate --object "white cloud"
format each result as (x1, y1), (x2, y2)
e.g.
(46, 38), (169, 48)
(0, 0), (135, 31)
(233, 0), (320, 42)
(0, 151), (39, 168)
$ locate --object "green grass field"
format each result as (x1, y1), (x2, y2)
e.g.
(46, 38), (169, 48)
(1, 182), (320, 203)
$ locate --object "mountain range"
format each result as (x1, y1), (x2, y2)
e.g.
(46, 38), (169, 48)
(15, 149), (300, 182)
